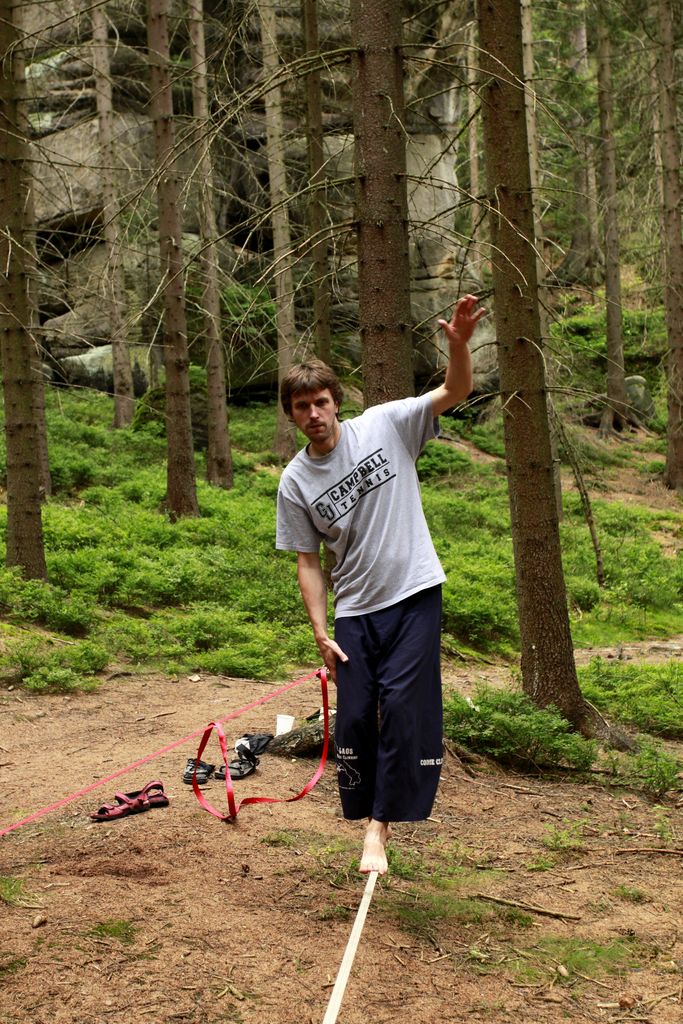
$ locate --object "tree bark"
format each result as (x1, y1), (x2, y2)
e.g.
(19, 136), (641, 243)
(13, 1), (51, 498)
(478, 0), (587, 729)
(301, 0), (332, 365)
(188, 0), (233, 489)
(654, 0), (683, 491)
(557, 5), (602, 288)
(350, 0), (414, 407)
(0, 0), (47, 579)
(596, 16), (628, 437)
(147, 0), (199, 518)
(467, 16), (484, 272)
(520, 0), (562, 520)
(259, 1), (298, 460)
(92, 3), (135, 429)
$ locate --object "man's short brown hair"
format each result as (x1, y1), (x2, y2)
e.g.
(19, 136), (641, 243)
(280, 359), (344, 416)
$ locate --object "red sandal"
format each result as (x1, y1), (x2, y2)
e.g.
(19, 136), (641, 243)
(90, 780), (169, 822)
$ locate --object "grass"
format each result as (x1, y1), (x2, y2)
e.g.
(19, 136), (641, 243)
(541, 820), (586, 855)
(88, 919), (137, 944)
(525, 856), (557, 872)
(380, 889), (525, 938)
(0, 954), (27, 978)
(578, 658), (683, 739)
(0, 386), (680, 693)
(507, 936), (644, 985)
(261, 830), (298, 848)
(614, 884), (649, 904)
(443, 687), (597, 771)
(318, 901), (352, 922)
(0, 876), (36, 908)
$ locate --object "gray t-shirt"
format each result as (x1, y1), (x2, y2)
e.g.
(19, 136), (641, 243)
(276, 393), (446, 618)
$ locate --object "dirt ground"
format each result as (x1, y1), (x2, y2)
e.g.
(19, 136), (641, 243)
(1, 640), (682, 1024)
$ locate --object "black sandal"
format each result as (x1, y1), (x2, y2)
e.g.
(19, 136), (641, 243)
(216, 745), (259, 781)
(182, 758), (215, 785)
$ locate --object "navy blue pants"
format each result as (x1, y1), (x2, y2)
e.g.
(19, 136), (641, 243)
(333, 585), (443, 822)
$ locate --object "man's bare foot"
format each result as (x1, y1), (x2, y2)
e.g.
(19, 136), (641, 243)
(360, 819), (391, 875)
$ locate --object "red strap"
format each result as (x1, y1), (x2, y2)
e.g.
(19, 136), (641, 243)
(192, 668), (330, 822)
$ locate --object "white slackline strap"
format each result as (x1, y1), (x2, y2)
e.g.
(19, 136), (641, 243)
(322, 870), (379, 1024)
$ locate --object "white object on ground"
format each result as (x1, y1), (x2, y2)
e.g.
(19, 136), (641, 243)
(275, 713), (295, 735)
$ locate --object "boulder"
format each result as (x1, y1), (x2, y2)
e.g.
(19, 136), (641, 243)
(625, 375), (656, 423)
(57, 343), (156, 396)
(32, 113), (150, 231)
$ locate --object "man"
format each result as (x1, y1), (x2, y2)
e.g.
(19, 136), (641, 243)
(276, 295), (485, 874)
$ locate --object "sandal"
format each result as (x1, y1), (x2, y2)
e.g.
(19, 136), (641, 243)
(216, 745), (259, 781)
(90, 781), (169, 822)
(182, 758), (215, 785)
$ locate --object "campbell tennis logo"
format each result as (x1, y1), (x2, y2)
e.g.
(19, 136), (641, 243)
(312, 448), (395, 523)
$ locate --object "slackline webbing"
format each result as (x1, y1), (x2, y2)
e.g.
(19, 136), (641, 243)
(0, 667), (321, 839)
(322, 870), (379, 1024)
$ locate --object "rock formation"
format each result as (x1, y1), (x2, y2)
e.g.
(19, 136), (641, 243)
(23, 0), (493, 396)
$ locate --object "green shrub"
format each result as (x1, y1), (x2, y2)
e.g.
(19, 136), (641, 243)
(64, 641), (109, 674)
(565, 575), (602, 612)
(49, 451), (97, 493)
(550, 304), (666, 392)
(0, 571), (96, 635)
(579, 658), (683, 738)
(629, 742), (681, 799)
(0, 635), (108, 692)
(443, 686), (597, 771)
(605, 740), (681, 799)
(440, 543), (518, 650)
(23, 665), (88, 693)
(452, 418), (506, 458)
(417, 442), (472, 480)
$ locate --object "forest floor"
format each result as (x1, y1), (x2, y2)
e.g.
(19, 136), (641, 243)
(2, 642), (682, 1024)
(1, 459), (683, 1024)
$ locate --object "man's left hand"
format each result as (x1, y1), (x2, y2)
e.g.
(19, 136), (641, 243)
(438, 294), (486, 348)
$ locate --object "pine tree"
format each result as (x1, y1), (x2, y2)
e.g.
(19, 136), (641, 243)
(259, 1), (299, 459)
(595, 12), (628, 438)
(478, 0), (587, 728)
(351, 0), (414, 406)
(0, 0), (47, 578)
(147, 0), (199, 517)
(188, 0), (233, 488)
(654, 0), (683, 490)
(92, 2), (135, 429)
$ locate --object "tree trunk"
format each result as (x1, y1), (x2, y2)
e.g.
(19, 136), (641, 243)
(147, 0), (199, 518)
(520, 0), (562, 521)
(596, 16), (628, 437)
(188, 0), (233, 489)
(92, 3), (135, 429)
(0, 0), (47, 579)
(350, 0), (414, 407)
(520, 0), (546, 333)
(466, 16), (484, 271)
(301, 0), (332, 365)
(259, 1), (298, 460)
(14, 1), (51, 498)
(654, 0), (683, 491)
(557, 5), (602, 288)
(477, 0), (587, 729)
(30, 344), (51, 500)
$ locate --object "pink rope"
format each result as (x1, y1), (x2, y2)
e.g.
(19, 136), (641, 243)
(0, 669), (320, 839)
